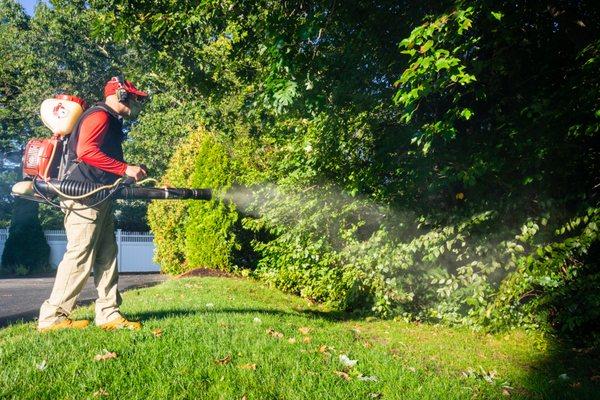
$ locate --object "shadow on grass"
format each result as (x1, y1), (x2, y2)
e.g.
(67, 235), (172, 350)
(0, 279), (165, 328)
(128, 306), (366, 323)
(520, 341), (600, 400)
(517, 244), (600, 400)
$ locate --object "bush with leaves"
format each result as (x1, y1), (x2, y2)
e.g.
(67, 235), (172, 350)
(148, 127), (260, 274)
(1, 199), (50, 274)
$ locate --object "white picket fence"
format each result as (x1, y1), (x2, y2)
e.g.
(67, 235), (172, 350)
(0, 228), (160, 272)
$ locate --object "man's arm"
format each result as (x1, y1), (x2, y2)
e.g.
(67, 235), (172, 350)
(76, 111), (128, 175)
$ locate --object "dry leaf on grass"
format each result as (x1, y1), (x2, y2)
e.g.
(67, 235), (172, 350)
(288, 338), (297, 344)
(319, 345), (332, 354)
(152, 328), (163, 337)
(363, 340), (373, 348)
(358, 374), (378, 382)
(253, 317), (262, 324)
(94, 350), (117, 362)
(298, 327), (311, 335)
(36, 359), (47, 371)
(266, 328), (284, 338)
(215, 355), (232, 365)
(241, 396), (248, 400)
(302, 336), (311, 344)
(335, 371), (351, 381)
(502, 388), (511, 396)
(93, 388), (109, 397)
(368, 393), (383, 399)
(339, 354), (357, 368)
(239, 363), (257, 370)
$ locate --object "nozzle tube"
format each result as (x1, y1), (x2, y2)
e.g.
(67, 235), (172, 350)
(119, 187), (212, 200)
(31, 179), (212, 201)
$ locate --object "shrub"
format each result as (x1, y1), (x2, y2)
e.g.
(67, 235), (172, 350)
(148, 126), (260, 274)
(147, 127), (204, 274)
(1, 199), (50, 275)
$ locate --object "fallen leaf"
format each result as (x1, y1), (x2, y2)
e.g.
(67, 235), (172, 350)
(215, 355), (232, 365)
(152, 328), (163, 337)
(502, 388), (511, 396)
(319, 345), (331, 354)
(239, 363), (257, 370)
(241, 396), (247, 400)
(93, 388), (109, 397)
(302, 336), (311, 344)
(358, 374), (379, 382)
(288, 338), (297, 344)
(253, 317), (262, 324)
(339, 354), (357, 368)
(298, 327), (311, 335)
(266, 328), (284, 339)
(368, 393), (382, 399)
(36, 359), (47, 371)
(363, 340), (373, 348)
(407, 367), (416, 372)
(335, 370), (351, 381)
(94, 350), (117, 362)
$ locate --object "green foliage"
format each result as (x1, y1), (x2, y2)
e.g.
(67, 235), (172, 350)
(1, 199), (50, 274)
(148, 127), (258, 274)
(184, 132), (239, 271)
(147, 128), (203, 274)
(118, 0), (598, 343)
(486, 208), (600, 343)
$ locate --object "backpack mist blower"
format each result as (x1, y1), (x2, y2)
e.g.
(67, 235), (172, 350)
(11, 94), (212, 208)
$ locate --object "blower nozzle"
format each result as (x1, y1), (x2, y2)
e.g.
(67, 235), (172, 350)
(11, 179), (212, 203)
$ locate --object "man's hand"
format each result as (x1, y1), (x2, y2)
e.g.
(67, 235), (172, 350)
(125, 165), (147, 181)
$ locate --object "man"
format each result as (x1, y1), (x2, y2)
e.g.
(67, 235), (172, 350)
(37, 76), (149, 332)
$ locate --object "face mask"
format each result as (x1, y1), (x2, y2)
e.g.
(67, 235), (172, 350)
(126, 100), (142, 119)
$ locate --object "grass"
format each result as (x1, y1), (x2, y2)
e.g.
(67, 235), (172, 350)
(0, 276), (598, 400)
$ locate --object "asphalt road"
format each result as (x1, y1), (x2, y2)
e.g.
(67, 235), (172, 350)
(0, 273), (167, 327)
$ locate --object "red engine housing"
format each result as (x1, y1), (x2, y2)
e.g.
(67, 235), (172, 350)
(22, 135), (64, 180)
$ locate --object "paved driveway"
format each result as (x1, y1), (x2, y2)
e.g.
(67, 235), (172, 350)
(0, 273), (167, 327)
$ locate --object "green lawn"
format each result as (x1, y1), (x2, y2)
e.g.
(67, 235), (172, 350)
(0, 276), (598, 399)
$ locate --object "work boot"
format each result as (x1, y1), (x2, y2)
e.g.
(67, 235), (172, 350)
(38, 318), (90, 333)
(98, 316), (142, 331)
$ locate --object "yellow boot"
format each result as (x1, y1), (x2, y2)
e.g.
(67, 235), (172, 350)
(38, 318), (90, 333)
(98, 316), (141, 331)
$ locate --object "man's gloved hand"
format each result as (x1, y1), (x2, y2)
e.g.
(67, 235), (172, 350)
(125, 164), (147, 181)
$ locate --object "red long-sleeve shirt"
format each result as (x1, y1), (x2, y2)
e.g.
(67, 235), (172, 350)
(76, 111), (128, 176)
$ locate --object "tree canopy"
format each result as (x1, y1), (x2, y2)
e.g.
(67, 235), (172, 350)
(0, 0), (598, 342)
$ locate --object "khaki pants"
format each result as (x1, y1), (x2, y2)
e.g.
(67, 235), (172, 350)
(38, 199), (122, 328)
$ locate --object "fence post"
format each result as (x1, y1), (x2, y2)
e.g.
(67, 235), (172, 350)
(116, 229), (122, 272)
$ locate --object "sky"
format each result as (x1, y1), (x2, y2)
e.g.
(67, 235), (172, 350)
(18, 0), (45, 15)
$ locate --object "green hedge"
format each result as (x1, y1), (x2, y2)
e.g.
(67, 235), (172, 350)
(1, 199), (50, 275)
(148, 127), (256, 274)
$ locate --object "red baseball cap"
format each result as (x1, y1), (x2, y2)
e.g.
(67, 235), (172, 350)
(103, 77), (148, 99)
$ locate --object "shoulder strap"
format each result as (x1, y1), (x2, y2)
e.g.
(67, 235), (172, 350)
(58, 104), (112, 180)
